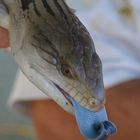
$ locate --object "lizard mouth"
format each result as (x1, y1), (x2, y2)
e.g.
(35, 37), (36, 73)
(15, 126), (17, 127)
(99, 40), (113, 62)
(53, 82), (104, 111)
(53, 83), (73, 105)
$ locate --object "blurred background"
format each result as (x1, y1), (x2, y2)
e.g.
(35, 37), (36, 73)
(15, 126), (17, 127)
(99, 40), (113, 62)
(0, 51), (36, 140)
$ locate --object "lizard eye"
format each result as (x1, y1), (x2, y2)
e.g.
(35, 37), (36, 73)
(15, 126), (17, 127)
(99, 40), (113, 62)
(61, 65), (73, 78)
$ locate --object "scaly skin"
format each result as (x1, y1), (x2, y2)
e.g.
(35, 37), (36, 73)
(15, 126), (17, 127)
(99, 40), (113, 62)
(0, 0), (105, 113)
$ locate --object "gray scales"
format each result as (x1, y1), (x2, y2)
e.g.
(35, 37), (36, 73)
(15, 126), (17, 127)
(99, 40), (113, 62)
(0, 0), (117, 139)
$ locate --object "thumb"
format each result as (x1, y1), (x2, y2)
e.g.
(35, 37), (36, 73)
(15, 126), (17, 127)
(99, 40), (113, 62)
(0, 27), (9, 48)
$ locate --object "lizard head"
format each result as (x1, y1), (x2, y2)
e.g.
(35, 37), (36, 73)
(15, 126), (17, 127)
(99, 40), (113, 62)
(53, 26), (105, 111)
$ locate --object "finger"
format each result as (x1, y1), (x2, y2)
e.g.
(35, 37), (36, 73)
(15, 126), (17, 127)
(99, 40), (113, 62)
(0, 27), (9, 48)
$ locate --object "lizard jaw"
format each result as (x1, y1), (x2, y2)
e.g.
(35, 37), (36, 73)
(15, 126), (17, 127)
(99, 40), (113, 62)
(53, 83), (73, 105)
(53, 82), (104, 112)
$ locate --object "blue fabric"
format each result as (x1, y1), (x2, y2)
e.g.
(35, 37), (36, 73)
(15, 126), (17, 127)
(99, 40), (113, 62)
(68, 97), (117, 140)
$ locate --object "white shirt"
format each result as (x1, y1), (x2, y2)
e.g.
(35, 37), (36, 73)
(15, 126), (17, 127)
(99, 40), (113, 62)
(8, 0), (140, 114)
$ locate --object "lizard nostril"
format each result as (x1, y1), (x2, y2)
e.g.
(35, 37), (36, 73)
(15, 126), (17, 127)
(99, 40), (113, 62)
(88, 98), (105, 111)
(89, 98), (97, 106)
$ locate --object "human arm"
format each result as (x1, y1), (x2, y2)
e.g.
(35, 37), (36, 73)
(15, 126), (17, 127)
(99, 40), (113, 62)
(31, 100), (85, 140)
(31, 79), (140, 140)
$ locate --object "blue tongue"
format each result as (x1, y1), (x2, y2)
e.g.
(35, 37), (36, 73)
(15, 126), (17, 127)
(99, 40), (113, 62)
(69, 98), (117, 140)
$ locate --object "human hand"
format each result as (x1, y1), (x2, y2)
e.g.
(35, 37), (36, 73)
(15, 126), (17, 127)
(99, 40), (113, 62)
(0, 27), (9, 48)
